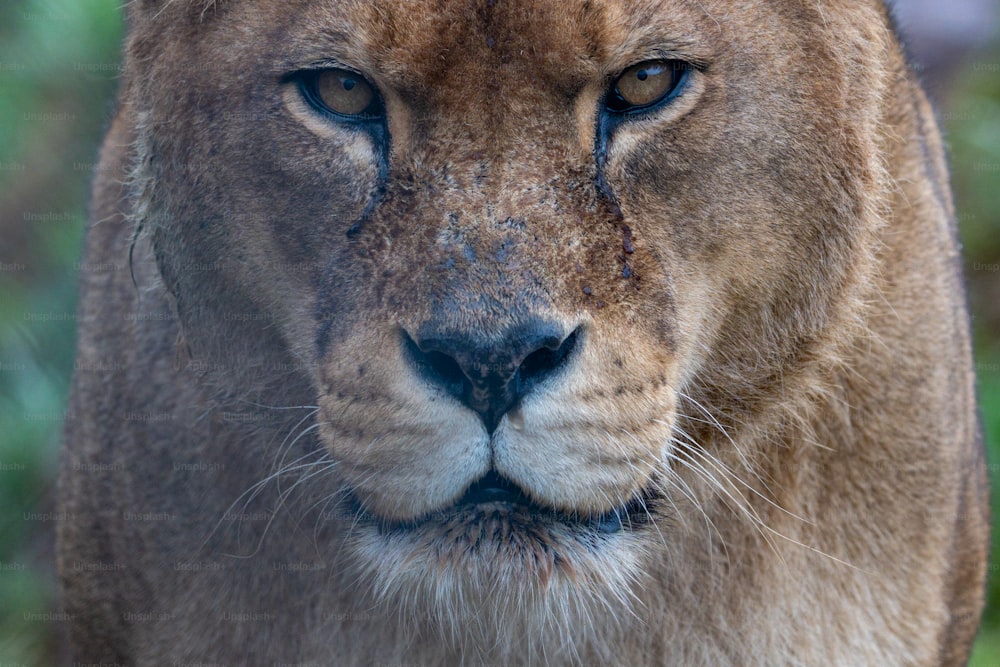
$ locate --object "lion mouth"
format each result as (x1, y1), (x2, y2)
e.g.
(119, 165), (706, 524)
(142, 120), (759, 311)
(456, 470), (534, 507)
(353, 470), (655, 536)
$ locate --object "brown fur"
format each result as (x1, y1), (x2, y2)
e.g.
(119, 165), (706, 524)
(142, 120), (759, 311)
(58, 0), (988, 664)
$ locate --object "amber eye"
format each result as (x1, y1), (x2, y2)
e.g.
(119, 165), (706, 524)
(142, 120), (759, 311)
(302, 69), (382, 120)
(605, 60), (688, 114)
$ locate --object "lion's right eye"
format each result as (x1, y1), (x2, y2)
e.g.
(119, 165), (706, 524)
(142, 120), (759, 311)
(605, 60), (689, 115)
(300, 69), (384, 121)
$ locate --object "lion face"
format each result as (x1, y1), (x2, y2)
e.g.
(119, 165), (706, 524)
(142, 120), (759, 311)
(133, 0), (887, 643)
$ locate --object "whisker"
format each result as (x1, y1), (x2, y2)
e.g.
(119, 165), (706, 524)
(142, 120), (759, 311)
(655, 463), (727, 564)
(269, 408), (321, 476)
(665, 445), (782, 561)
(675, 390), (774, 493)
(197, 449), (332, 557)
(668, 421), (813, 526)
(245, 455), (340, 557)
(196, 413), (329, 555)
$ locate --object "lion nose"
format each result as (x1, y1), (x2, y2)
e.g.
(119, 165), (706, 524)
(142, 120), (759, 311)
(403, 320), (580, 433)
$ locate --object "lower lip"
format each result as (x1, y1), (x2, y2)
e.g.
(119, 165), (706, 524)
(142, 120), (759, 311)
(389, 499), (633, 535)
(346, 486), (654, 536)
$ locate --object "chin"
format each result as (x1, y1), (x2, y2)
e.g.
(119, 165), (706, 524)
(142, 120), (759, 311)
(339, 469), (661, 662)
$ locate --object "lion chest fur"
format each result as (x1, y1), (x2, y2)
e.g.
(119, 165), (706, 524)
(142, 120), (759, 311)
(58, 0), (988, 665)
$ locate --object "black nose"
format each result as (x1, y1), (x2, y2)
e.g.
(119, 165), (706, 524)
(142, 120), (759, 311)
(403, 320), (580, 432)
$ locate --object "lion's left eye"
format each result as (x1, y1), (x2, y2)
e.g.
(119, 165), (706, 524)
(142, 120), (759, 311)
(605, 60), (689, 114)
(299, 68), (384, 121)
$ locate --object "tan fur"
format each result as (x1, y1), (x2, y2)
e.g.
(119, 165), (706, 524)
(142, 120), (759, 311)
(58, 0), (988, 664)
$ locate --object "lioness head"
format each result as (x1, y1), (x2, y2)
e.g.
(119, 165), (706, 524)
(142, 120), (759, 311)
(128, 0), (895, 654)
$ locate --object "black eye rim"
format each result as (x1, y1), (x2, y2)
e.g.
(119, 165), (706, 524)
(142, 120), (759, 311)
(604, 59), (692, 116)
(296, 68), (386, 124)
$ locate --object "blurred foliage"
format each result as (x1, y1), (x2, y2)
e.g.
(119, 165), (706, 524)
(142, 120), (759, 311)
(0, 0), (123, 662)
(0, 1), (997, 665)
(953, 42), (1000, 667)
(952, 49), (1000, 266)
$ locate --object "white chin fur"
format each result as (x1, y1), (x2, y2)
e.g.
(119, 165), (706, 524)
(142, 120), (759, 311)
(346, 519), (651, 664)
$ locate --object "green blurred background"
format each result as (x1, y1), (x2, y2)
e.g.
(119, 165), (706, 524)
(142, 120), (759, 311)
(0, 1), (997, 663)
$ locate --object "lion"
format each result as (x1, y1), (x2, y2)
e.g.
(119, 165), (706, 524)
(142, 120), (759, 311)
(57, 0), (989, 664)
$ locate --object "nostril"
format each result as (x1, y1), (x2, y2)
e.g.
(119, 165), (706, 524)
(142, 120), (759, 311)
(517, 328), (579, 392)
(403, 331), (468, 401)
(425, 350), (468, 393)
